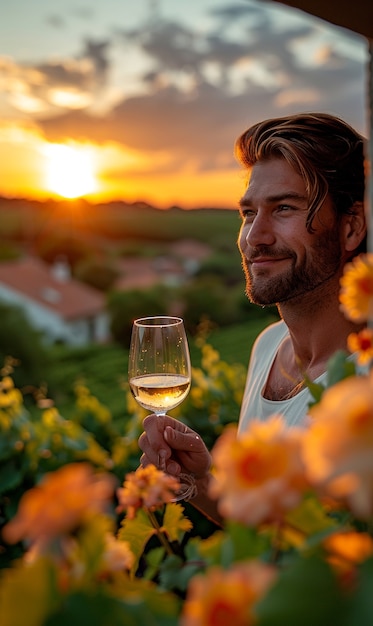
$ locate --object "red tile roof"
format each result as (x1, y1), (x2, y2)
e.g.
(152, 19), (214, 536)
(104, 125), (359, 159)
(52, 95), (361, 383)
(0, 256), (105, 320)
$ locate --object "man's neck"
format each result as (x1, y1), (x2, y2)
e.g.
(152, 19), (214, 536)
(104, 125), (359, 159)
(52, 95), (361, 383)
(276, 280), (360, 371)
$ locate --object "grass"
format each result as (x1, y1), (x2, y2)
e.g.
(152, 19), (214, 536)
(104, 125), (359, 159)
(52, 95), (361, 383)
(207, 315), (278, 364)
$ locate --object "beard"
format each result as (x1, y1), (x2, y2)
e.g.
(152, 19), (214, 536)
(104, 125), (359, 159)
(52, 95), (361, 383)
(242, 229), (342, 306)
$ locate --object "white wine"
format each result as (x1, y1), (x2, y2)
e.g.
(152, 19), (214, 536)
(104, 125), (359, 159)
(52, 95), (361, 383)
(129, 373), (191, 413)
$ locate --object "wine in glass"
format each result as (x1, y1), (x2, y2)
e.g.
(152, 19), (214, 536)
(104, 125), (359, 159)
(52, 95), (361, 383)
(128, 316), (196, 500)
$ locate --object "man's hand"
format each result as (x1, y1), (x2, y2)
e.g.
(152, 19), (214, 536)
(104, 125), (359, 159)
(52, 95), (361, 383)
(138, 413), (211, 478)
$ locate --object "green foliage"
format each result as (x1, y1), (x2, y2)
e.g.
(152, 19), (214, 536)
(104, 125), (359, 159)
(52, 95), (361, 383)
(256, 554), (348, 626)
(44, 343), (128, 421)
(74, 258), (119, 291)
(326, 350), (357, 386)
(196, 250), (242, 286)
(0, 346), (373, 625)
(107, 286), (171, 347)
(305, 349), (357, 407)
(35, 234), (93, 270)
(80, 205), (240, 246)
(0, 304), (49, 388)
(180, 278), (242, 333)
(0, 240), (20, 261)
(117, 240), (166, 258)
(0, 375), (113, 565)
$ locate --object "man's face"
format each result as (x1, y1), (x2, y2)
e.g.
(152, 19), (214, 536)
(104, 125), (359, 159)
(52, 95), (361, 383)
(238, 158), (343, 306)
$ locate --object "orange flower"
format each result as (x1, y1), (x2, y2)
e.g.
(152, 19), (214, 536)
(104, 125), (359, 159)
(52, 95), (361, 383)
(323, 530), (373, 590)
(116, 465), (180, 519)
(2, 463), (116, 546)
(181, 561), (276, 626)
(209, 419), (308, 526)
(324, 530), (373, 565)
(304, 372), (373, 519)
(347, 328), (373, 365)
(339, 253), (373, 322)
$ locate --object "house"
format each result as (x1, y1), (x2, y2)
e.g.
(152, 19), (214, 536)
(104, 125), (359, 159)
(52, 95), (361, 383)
(0, 256), (110, 346)
(114, 240), (212, 291)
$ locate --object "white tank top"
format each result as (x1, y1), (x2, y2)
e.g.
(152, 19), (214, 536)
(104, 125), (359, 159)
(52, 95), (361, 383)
(238, 320), (328, 435)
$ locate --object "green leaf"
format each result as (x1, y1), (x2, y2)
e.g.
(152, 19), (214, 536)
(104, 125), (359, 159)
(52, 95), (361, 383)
(304, 375), (325, 405)
(117, 509), (156, 576)
(158, 553), (201, 593)
(142, 546), (166, 580)
(224, 521), (271, 563)
(196, 523), (271, 568)
(285, 494), (338, 538)
(162, 503), (192, 543)
(193, 530), (226, 566)
(0, 458), (25, 494)
(74, 515), (112, 583)
(257, 553), (348, 626)
(326, 350), (356, 387)
(345, 557), (373, 625)
(0, 557), (60, 626)
(44, 587), (179, 626)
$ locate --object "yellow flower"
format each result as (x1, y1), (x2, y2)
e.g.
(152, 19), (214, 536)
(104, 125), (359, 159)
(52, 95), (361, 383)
(305, 372), (373, 519)
(339, 253), (373, 322)
(347, 328), (373, 365)
(209, 419), (308, 526)
(2, 463), (116, 546)
(181, 561), (276, 626)
(201, 344), (220, 370)
(0, 377), (23, 413)
(0, 376), (14, 391)
(116, 465), (180, 519)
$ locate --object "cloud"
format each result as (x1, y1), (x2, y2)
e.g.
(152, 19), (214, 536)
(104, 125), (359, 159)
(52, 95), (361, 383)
(0, 37), (111, 115)
(45, 14), (66, 29)
(1, 0), (366, 177)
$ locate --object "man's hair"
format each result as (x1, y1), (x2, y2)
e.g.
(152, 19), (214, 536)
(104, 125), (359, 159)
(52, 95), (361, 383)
(235, 112), (365, 238)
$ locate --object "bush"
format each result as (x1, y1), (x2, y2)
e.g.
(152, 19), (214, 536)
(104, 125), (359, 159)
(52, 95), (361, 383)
(74, 258), (119, 292)
(179, 277), (274, 333)
(195, 250), (243, 286)
(107, 286), (171, 347)
(0, 304), (49, 388)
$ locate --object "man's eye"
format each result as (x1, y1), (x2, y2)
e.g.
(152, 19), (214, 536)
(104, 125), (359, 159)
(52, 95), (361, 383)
(241, 209), (256, 221)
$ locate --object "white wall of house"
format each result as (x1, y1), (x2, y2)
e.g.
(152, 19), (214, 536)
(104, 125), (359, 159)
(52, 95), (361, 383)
(0, 284), (109, 346)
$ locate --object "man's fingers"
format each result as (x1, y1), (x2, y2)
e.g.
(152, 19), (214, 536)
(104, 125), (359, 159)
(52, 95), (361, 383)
(164, 425), (205, 451)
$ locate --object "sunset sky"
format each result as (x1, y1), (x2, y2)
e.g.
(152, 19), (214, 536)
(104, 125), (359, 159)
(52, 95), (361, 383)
(0, 0), (368, 208)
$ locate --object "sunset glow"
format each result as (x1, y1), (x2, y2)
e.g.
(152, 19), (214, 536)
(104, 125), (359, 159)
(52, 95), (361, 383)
(44, 144), (98, 199)
(0, 0), (367, 209)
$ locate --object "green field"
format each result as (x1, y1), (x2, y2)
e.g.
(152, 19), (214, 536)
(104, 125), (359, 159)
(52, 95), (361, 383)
(0, 200), (242, 254)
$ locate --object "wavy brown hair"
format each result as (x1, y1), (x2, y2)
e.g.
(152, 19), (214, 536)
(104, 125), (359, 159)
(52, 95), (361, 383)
(235, 112), (366, 249)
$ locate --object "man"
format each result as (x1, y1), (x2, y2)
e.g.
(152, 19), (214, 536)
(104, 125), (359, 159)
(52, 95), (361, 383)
(138, 112), (367, 520)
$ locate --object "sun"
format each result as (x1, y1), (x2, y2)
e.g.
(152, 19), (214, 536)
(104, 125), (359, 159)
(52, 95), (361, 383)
(44, 143), (98, 199)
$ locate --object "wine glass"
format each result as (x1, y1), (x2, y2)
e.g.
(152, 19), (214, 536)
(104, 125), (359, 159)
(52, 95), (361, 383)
(128, 316), (196, 501)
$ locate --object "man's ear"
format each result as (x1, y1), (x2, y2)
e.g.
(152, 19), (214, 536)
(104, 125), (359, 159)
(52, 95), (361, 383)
(343, 202), (367, 252)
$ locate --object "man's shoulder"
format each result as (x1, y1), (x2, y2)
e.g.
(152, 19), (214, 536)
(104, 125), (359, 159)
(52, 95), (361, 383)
(254, 319), (288, 347)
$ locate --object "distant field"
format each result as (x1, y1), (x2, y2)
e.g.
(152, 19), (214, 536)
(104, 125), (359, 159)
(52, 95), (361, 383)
(0, 199), (242, 252)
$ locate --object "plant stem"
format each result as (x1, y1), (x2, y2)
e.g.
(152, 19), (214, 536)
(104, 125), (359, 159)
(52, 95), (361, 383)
(147, 509), (175, 556)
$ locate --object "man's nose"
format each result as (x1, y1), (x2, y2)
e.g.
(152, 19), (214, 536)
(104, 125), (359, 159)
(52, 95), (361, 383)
(244, 212), (276, 248)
